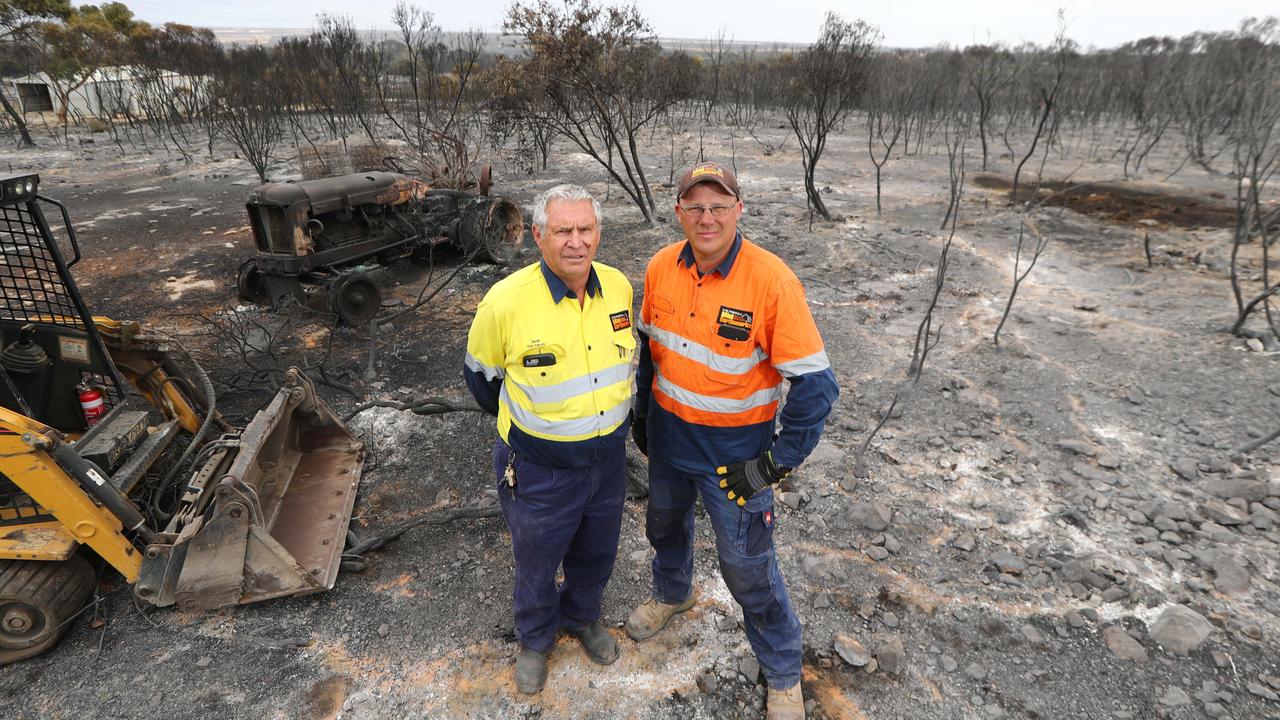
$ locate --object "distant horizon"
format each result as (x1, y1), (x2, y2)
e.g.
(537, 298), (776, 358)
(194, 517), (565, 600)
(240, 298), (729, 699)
(125, 1), (1276, 51)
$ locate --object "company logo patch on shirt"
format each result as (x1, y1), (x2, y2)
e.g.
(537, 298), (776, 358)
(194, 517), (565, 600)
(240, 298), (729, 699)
(609, 310), (632, 331)
(763, 510), (774, 528)
(716, 306), (753, 341)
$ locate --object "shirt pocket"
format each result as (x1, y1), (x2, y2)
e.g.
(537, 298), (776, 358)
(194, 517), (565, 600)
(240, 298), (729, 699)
(647, 293), (676, 329)
(513, 344), (570, 412)
(613, 330), (637, 365)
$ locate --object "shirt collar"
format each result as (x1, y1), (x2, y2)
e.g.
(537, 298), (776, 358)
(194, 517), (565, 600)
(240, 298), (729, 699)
(540, 260), (602, 304)
(677, 232), (743, 278)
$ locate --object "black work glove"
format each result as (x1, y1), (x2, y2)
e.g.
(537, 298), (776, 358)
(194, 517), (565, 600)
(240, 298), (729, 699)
(630, 411), (648, 456)
(716, 451), (790, 506)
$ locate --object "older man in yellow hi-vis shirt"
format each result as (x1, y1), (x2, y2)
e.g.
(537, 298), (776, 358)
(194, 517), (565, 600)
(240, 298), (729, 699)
(463, 184), (635, 694)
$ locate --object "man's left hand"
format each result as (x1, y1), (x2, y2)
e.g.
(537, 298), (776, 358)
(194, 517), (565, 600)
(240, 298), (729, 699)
(716, 452), (790, 506)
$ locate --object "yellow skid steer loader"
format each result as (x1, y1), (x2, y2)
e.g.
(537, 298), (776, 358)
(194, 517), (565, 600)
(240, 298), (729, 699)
(0, 174), (365, 663)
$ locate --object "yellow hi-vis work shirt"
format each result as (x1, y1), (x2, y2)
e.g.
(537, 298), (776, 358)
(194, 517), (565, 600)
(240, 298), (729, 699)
(463, 261), (636, 468)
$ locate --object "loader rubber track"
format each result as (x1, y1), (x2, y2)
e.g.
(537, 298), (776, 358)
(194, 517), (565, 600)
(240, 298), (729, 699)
(0, 555), (96, 664)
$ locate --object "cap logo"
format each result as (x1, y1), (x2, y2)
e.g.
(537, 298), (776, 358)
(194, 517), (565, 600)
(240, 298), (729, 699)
(691, 166), (724, 179)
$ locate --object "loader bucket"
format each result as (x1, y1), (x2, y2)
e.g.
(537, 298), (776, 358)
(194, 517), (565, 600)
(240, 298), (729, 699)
(134, 368), (364, 610)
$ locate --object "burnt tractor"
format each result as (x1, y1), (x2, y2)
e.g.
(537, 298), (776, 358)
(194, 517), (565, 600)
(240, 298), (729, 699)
(237, 170), (524, 325)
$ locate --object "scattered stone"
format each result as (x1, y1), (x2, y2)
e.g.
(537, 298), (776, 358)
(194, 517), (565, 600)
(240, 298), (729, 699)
(865, 546), (890, 562)
(953, 534), (977, 552)
(1211, 650), (1233, 669)
(853, 502), (892, 531)
(964, 662), (988, 681)
(990, 549), (1027, 575)
(696, 670), (718, 694)
(940, 655), (958, 672)
(1065, 611), (1088, 628)
(195, 656), (212, 668)
(833, 635), (872, 667)
(738, 656), (760, 683)
(1020, 624), (1044, 645)
(1207, 478), (1270, 502)
(1201, 498), (1249, 525)
(1102, 625), (1148, 662)
(778, 491), (803, 510)
(1098, 453), (1122, 470)
(876, 637), (904, 674)
(1213, 556), (1251, 595)
(1203, 702), (1228, 718)
(1056, 439), (1098, 457)
(813, 593), (831, 610)
(1247, 682), (1280, 702)
(1150, 605), (1214, 656)
(1170, 458), (1199, 480)
(1158, 687), (1191, 707)
(1246, 337), (1265, 352)
(881, 612), (899, 629)
(377, 623), (390, 638)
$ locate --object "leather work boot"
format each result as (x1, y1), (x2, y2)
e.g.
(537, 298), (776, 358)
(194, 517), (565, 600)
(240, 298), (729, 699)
(766, 683), (805, 720)
(515, 646), (548, 694)
(624, 594), (696, 641)
(567, 622), (620, 665)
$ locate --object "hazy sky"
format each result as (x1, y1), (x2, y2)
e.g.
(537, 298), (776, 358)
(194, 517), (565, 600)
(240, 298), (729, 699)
(125, 0), (1273, 48)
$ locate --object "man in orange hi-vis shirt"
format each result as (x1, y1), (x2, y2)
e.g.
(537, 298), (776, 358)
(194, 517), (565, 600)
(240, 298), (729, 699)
(626, 161), (839, 720)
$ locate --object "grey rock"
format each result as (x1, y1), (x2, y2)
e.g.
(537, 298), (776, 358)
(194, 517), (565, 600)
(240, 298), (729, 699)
(990, 549), (1027, 574)
(1203, 702), (1228, 718)
(813, 593), (831, 610)
(940, 655), (958, 672)
(738, 656), (760, 683)
(1150, 605), (1214, 656)
(1170, 458), (1199, 480)
(853, 502), (892, 531)
(1158, 687), (1191, 707)
(953, 533), (976, 552)
(1019, 624), (1045, 644)
(1066, 610), (1088, 628)
(1211, 650), (1233, 668)
(1247, 682), (1280, 701)
(881, 612), (899, 629)
(696, 670), (719, 694)
(1056, 439), (1098, 456)
(1102, 625), (1148, 661)
(865, 546), (890, 562)
(833, 635), (872, 667)
(1098, 453), (1122, 469)
(876, 637), (904, 674)
(1101, 587), (1128, 603)
(964, 662), (988, 680)
(1202, 498), (1249, 525)
(778, 491), (803, 510)
(1207, 478), (1270, 502)
(1213, 556), (1251, 595)
(1263, 674), (1280, 690)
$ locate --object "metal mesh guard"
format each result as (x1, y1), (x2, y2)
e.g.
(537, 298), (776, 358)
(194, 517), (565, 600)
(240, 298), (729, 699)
(0, 203), (84, 328)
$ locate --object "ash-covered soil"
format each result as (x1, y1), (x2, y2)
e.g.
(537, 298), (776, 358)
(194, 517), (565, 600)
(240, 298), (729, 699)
(2, 121), (1278, 720)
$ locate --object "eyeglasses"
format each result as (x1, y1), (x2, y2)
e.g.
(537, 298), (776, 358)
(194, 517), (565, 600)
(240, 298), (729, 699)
(678, 203), (737, 218)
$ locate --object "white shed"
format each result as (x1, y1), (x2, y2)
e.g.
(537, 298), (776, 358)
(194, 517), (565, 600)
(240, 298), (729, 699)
(9, 66), (192, 119)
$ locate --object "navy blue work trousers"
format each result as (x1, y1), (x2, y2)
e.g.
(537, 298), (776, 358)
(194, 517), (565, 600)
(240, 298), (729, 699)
(646, 455), (803, 690)
(493, 437), (625, 653)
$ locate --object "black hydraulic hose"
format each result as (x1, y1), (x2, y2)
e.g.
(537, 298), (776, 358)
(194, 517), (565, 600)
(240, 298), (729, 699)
(159, 352), (219, 490)
(46, 441), (159, 545)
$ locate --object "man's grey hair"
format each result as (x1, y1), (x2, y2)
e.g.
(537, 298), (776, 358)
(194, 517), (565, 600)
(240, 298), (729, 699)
(532, 184), (602, 231)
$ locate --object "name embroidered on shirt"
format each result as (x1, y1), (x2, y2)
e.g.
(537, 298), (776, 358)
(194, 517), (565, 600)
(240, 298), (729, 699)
(609, 310), (632, 331)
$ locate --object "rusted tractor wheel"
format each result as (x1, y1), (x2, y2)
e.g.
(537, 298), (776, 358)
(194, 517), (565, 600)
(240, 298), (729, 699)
(236, 259), (269, 305)
(0, 555), (96, 665)
(329, 273), (381, 326)
(459, 197), (525, 266)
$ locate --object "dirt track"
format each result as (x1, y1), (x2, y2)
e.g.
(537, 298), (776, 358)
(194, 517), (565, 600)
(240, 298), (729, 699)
(2, 120), (1279, 720)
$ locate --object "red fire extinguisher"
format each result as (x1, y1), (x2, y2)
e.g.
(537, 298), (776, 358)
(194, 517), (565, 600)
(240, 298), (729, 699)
(78, 382), (107, 426)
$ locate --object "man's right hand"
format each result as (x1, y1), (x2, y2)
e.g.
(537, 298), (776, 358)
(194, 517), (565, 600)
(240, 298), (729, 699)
(630, 411), (648, 456)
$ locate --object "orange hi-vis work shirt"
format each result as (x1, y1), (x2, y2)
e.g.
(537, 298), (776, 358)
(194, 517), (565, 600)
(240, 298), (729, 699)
(636, 233), (838, 474)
